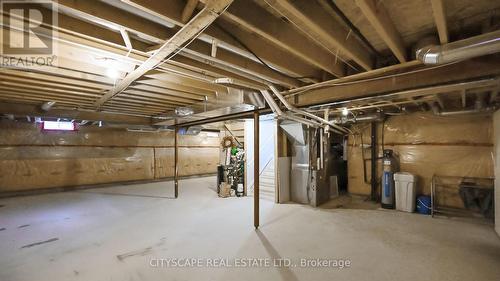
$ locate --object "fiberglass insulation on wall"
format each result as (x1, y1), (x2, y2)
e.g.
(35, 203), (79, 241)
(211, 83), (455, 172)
(0, 121), (220, 192)
(347, 112), (493, 208)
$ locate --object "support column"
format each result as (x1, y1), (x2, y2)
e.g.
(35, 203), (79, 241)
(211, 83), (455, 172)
(254, 111), (260, 229)
(174, 127), (179, 199)
(370, 122), (377, 201)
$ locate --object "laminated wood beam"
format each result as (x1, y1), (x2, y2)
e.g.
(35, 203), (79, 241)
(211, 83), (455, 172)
(294, 56), (500, 106)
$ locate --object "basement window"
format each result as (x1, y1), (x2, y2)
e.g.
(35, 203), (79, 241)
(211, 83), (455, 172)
(42, 121), (77, 131)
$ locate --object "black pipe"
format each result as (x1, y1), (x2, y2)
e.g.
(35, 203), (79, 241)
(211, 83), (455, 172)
(370, 122), (377, 201)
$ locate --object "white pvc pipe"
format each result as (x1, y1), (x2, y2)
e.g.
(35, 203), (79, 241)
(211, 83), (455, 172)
(268, 86), (349, 134)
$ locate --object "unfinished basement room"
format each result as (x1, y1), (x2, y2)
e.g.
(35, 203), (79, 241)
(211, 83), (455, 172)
(1, 0), (500, 280)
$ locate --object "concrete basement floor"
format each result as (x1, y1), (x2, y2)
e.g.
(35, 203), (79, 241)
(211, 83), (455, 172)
(1, 176), (499, 281)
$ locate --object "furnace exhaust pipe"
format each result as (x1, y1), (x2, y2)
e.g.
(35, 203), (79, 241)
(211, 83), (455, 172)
(267, 86), (350, 134)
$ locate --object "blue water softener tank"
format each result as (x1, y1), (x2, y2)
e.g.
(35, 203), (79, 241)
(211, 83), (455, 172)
(381, 149), (399, 209)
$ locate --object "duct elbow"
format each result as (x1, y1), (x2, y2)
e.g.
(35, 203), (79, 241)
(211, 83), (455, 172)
(416, 46), (443, 64)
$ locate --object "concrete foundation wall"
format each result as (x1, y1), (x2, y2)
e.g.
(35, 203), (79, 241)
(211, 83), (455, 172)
(0, 121), (220, 193)
(494, 110), (500, 236)
(347, 112), (494, 208)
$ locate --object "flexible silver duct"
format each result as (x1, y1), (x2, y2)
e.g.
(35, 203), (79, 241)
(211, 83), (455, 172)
(416, 30), (500, 64)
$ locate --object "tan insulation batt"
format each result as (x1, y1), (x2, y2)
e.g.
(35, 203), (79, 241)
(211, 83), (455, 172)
(0, 121), (220, 193)
(347, 112), (494, 208)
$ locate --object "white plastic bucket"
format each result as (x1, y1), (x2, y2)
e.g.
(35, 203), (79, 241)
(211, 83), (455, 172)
(394, 172), (417, 212)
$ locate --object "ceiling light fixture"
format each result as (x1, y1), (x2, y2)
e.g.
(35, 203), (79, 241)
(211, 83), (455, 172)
(342, 107), (349, 116)
(106, 68), (120, 80)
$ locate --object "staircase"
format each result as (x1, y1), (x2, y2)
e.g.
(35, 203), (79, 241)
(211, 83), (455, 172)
(254, 159), (276, 202)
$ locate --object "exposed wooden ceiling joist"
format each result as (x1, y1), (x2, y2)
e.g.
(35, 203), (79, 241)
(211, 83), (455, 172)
(181, 40), (301, 87)
(263, 0), (374, 71)
(355, 0), (407, 63)
(0, 91), (93, 105)
(142, 70), (227, 93)
(56, 0), (301, 89)
(461, 90), (467, 108)
(123, 0), (327, 82)
(182, 0), (200, 23)
(0, 75), (103, 96)
(135, 78), (215, 97)
(92, 0), (234, 107)
(430, 0), (449, 44)
(208, 21), (324, 83)
(0, 0), (497, 123)
(0, 102), (153, 125)
(2, 16), (241, 95)
(222, 0), (345, 77)
(0, 96), (87, 108)
(0, 68), (110, 90)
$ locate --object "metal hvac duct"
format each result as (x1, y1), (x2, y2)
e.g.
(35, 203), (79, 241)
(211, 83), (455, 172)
(332, 112), (385, 124)
(416, 30), (500, 64)
(428, 98), (497, 116)
(280, 120), (308, 145)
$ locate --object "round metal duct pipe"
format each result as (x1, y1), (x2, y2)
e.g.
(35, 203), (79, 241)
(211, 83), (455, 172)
(416, 30), (500, 64)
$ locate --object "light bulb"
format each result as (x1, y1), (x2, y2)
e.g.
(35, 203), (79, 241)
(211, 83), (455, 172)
(106, 68), (119, 80)
(342, 107), (349, 116)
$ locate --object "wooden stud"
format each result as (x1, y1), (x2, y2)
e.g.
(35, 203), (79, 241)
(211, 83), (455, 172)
(174, 126), (179, 198)
(254, 110), (259, 229)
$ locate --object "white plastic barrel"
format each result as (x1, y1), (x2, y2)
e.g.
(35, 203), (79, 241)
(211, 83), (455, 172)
(394, 172), (417, 212)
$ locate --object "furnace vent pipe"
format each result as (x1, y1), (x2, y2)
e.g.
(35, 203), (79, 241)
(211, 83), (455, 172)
(416, 30), (500, 64)
(260, 89), (321, 128)
(268, 86), (349, 134)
